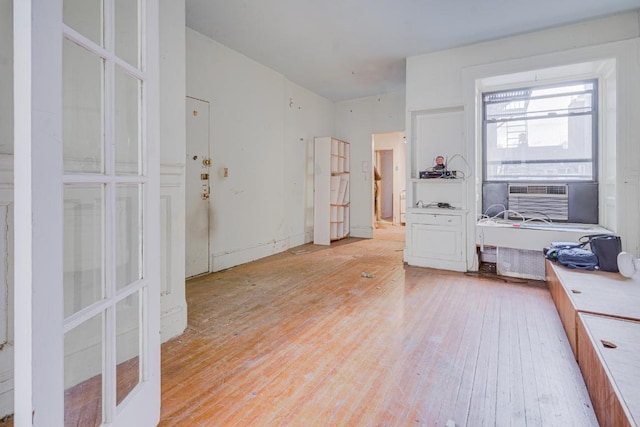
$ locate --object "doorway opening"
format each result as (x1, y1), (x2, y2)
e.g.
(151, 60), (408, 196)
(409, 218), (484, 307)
(372, 131), (406, 226)
(372, 131), (406, 241)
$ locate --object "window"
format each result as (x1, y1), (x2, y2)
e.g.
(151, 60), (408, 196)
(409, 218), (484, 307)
(483, 80), (597, 182)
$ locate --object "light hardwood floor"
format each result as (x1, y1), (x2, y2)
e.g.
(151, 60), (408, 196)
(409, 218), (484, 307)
(159, 225), (598, 426)
(0, 225), (598, 426)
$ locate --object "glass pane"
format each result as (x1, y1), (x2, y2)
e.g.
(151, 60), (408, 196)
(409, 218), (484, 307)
(65, 313), (104, 427)
(116, 184), (142, 289)
(115, 0), (140, 68)
(486, 161), (593, 181)
(532, 82), (594, 97)
(485, 115), (593, 181)
(487, 116), (593, 156)
(525, 94), (592, 118)
(63, 39), (104, 174)
(116, 291), (141, 405)
(64, 185), (105, 318)
(115, 68), (141, 175)
(63, 0), (103, 46)
(486, 94), (592, 121)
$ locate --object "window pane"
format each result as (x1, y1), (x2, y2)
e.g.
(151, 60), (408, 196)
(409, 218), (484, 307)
(115, 68), (141, 175)
(115, 0), (140, 68)
(486, 161), (593, 181)
(63, 39), (104, 174)
(484, 80), (595, 182)
(486, 94), (592, 121)
(526, 93), (592, 118)
(532, 82), (594, 97)
(64, 185), (105, 318)
(63, 0), (103, 46)
(65, 313), (104, 427)
(486, 115), (592, 181)
(116, 184), (142, 290)
(116, 291), (141, 406)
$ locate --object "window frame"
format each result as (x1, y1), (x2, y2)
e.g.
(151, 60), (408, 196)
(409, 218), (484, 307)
(482, 78), (599, 184)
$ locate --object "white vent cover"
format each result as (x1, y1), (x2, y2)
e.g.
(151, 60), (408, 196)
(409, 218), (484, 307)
(497, 247), (545, 280)
(508, 184), (568, 221)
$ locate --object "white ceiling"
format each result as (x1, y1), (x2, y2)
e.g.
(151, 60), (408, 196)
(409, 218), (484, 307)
(185, 0), (640, 101)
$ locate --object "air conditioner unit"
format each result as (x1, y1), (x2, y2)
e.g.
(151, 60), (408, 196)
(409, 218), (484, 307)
(507, 184), (568, 221)
(483, 182), (598, 224)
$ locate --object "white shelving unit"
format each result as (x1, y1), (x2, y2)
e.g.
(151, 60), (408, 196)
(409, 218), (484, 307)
(405, 107), (468, 271)
(314, 137), (350, 245)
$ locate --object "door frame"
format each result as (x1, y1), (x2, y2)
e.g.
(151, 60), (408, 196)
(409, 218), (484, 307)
(372, 132), (407, 229)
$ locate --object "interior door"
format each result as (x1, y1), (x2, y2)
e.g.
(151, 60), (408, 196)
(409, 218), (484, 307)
(185, 97), (211, 278)
(14, 0), (161, 425)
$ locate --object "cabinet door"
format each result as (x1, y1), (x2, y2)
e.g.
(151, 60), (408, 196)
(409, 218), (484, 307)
(410, 223), (462, 262)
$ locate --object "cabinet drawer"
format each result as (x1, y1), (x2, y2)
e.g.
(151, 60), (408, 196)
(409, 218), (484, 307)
(412, 213), (461, 226)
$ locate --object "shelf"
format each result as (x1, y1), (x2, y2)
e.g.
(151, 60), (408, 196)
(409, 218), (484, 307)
(315, 137), (350, 245)
(410, 178), (464, 183)
(408, 207), (468, 214)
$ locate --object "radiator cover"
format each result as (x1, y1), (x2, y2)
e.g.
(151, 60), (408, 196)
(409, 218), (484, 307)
(496, 247), (546, 280)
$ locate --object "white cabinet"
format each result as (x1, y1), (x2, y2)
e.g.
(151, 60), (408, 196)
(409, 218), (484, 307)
(314, 137), (350, 245)
(405, 107), (468, 271)
(405, 209), (467, 271)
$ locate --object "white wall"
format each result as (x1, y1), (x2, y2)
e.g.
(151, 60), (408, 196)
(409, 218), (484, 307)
(407, 12), (640, 111)
(406, 11), (640, 266)
(374, 131), (406, 225)
(335, 92), (406, 238)
(186, 28), (334, 271)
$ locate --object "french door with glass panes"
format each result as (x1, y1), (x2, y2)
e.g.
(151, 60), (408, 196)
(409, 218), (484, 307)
(14, 0), (160, 425)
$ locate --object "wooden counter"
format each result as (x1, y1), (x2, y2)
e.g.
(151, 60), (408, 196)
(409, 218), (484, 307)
(545, 260), (640, 358)
(577, 313), (640, 427)
(546, 260), (640, 426)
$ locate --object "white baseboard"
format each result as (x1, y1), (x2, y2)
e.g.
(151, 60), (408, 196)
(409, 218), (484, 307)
(349, 225), (373, 239)
(212, 232), (312, 272)
(405, 256), (467, 272)
(161, 303), (187, 343)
